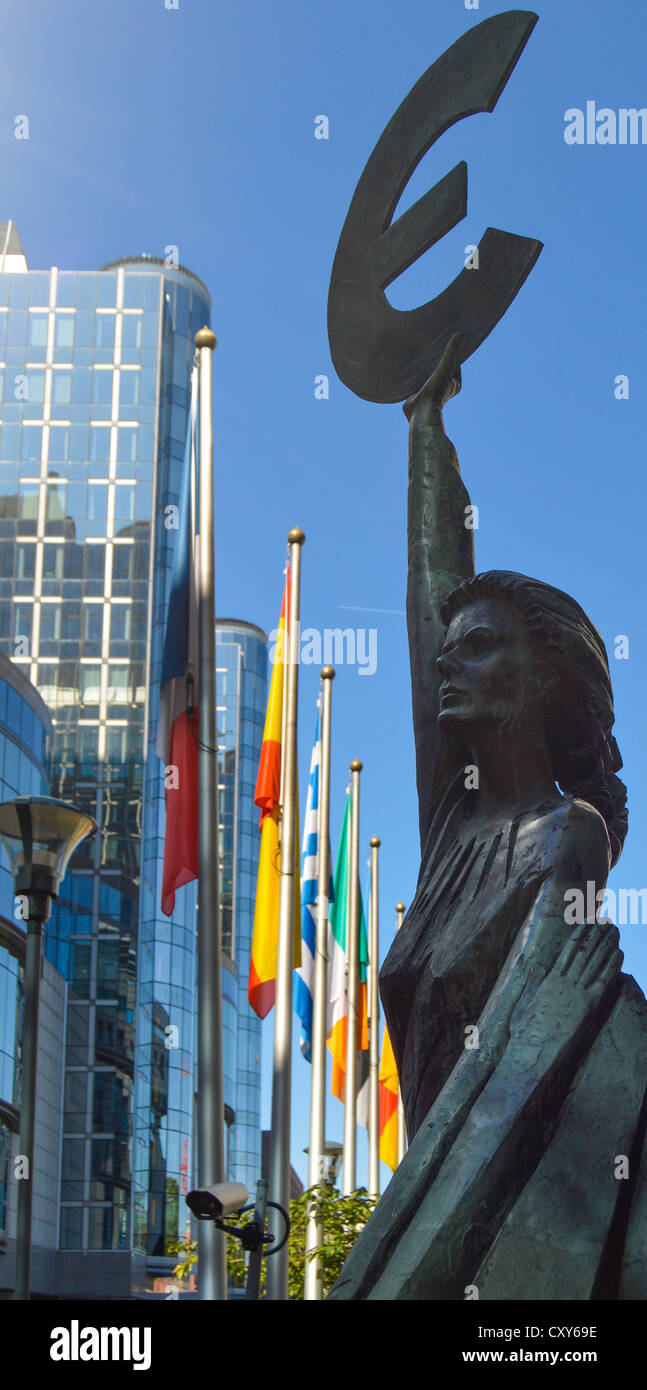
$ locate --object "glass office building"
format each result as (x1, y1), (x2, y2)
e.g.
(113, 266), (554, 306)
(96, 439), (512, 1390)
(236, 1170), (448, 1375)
(0, 226), (265, 1297)
(0, 227), (232, 1295)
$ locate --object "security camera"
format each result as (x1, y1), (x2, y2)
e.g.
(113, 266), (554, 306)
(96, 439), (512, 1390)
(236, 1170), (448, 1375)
(186, 1181), (249, 1221)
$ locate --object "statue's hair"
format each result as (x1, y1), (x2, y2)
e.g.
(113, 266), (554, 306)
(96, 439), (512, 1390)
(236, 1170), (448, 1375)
(441, 570), (628, 867)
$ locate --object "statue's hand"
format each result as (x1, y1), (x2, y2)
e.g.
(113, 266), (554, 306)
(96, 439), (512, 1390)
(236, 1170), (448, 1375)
(403, 331), (463, 422)
(509, 918), (622, 1051)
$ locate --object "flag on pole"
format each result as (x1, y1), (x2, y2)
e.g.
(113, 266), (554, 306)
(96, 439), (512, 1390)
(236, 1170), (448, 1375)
(378, 1026), (399, 1171)
(248, 577), (287, 1018)
(356, 866), (372, 1130)
(248, 575), (301, 1018)
(294, 707), (334, 1060)
(157, 368), (199, 917)
(327, 790), (369, 1105)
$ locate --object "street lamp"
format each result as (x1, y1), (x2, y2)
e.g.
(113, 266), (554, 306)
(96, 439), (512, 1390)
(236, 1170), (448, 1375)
(303, 1139), (344, 1189)
(0, 796), (96, 1301)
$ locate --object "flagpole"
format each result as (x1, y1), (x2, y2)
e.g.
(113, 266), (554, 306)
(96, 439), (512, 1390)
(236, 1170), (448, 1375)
(342, 758), (362, 1195)
(267, 525), (305, 1301)
(395, 902), (407, 1165)
(368, 836), (381, 1197)
(194, 327), (227, 1300)
(278, 546), (289, 816)
(304, 665), (335, 1301)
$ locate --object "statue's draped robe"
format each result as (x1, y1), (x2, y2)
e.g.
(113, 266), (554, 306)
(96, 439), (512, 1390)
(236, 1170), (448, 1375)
(328, 407), (647, 1300)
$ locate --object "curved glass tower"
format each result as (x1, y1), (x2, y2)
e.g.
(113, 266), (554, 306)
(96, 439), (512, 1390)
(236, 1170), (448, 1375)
(0, 656), (52, 1252)
(0, 235), (268, 1297)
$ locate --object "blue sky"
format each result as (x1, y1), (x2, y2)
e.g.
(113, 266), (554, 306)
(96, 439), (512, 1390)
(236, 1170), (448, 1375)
(4, 0), (647, 1190)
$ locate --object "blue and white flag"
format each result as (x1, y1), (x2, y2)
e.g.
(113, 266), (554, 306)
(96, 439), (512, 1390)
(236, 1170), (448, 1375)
(294, 707), (333, 1060)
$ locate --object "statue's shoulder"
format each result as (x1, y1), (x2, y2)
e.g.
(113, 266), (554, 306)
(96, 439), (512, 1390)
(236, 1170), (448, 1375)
(534, 796), (611, 877)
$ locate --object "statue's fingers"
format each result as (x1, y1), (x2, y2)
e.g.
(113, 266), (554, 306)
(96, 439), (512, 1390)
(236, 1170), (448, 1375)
(557, 919), (589, 975)
(403, 332), (464, 417)
(579, 928), (622, 986)
(434, 333), (464, 394)
(583, 944), (623, 992)
(440, 331), (464, 369)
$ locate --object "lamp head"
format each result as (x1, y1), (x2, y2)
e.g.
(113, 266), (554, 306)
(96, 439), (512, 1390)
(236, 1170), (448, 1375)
(0, 797), (96, 917)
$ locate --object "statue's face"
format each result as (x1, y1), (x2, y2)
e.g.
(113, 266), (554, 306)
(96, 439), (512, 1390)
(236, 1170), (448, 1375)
(437, 598), (538, 732)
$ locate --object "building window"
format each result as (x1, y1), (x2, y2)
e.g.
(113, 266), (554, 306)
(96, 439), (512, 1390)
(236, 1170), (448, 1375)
(92, 1069), (131, 1136)
(40, 604), (61, 643)
(65, 1005), (89, 1066)
(59, 1206), (84, 1249)
(61, 1137), (85, 1200)
(92, 370), (113, 406)
(96, 941), (119, 1000)
(82, 606), (102, 656)
(0, 1120), (10, 1230)
(15, 544), (35, 580)
(90, 426), (110, 466)
(114, 486), (134, 523)
(117, 427), (137, 466)
(87, 484), (108, 522)
(42, 543), (64, 579)
(21, 424), (42, 463)
(49, 425), (69, 463)
(55, 314), (75, 350)
(69, 943), (91, 1000)
(121, 315), (142, 350)
(52, 370), (72, 405)
(27, 313), (48, 354)
(80, 667), (101, 707)
(64, 1068), (87, 1124)
(88, 1191), (128, 1250)
(95, 314), (115, 350)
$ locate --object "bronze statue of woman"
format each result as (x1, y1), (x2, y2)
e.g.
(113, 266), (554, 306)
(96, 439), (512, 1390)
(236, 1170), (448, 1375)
(329, 335), (647, 1300)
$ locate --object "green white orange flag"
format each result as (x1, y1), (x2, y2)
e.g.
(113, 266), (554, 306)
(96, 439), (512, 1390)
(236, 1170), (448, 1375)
(327, 789), (369, 1104)
(248, 573), (300, 1018)
(378, 1026), (399, 1171)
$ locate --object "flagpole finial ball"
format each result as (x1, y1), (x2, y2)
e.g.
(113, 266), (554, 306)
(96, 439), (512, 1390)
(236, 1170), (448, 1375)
(350, 758), (363, 773)
(288, 527), (306, 545)
(194, 327), (217, 350)
(321, 666), (335, 680)
(396, 903), (406, 914)
(370, 835), (381, 847)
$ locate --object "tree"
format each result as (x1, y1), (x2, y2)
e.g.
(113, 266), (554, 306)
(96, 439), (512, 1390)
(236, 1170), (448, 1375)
(167, 1184), (378, 1299)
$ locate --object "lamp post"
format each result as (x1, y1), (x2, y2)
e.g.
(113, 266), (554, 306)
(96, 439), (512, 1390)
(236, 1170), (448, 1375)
(0, 796), (96, 1301)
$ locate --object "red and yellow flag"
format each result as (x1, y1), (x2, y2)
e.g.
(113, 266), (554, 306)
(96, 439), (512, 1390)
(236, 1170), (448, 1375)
(378, 1026), (399, 1171)
(248, 573), (300, 1018)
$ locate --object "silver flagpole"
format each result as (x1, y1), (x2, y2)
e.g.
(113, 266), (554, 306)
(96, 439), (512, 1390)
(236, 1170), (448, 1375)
(342, 758), (362, 1195)
(304, 665), (335, 1301)
(267, 526), (305, 1301)
(195, 327), (226, 1300)
(395, 902), (407, 1164)
(368, 836), (381, 1197)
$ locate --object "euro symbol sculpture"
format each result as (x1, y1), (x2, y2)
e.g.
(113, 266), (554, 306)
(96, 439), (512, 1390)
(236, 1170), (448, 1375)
(327, 10), (542, 403)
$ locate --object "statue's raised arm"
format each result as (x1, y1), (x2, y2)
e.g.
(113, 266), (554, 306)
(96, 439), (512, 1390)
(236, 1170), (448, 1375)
(404, 333), (474, 848)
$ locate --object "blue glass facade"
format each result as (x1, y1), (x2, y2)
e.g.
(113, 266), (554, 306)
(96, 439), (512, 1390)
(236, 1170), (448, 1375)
(0, 253), (221, 1268)
(0, 246), (263, 1292)
(216, 621), (267, 1193)
(0, 655), (51, 1233)
(132, 261), (224, 1261)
